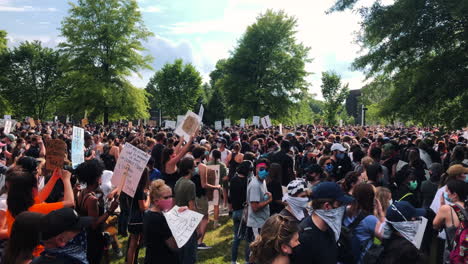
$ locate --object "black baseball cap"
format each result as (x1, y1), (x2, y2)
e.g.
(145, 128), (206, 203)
(386, 201), (426, 222)
(41, 208), (93, 240)
(217, 138), (227, 144)
(310, 182), (354, 204)
(304, 164), (323, 174)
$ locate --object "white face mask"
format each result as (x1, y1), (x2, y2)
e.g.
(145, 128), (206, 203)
(285, 195), (309, 220)
(389, 199), (393, 205)
(383, 220), (420, 244)
(314, 206), (346, 241)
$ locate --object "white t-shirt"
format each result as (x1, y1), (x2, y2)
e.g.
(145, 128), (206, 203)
(101, 170), (114, 199)
(220, 149), (231, 165)
(430, 185), (452, 239)
(0, 193), (7, 212)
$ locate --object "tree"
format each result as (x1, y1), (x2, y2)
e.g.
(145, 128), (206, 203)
(321, 71), (349, 126)
(0, 30), (7, 53)
(219, 10), (311, 119)
(59, 0), (153, 123)
(330, 0), (468, 129)
(0, 30), (11, 115)
(146, 59), (202, 119)
(0, 41), (68, 119)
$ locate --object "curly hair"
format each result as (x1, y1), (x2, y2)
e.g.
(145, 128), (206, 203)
(75, 159), (104, 186)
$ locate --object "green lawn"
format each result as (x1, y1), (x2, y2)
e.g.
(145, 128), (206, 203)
(109, 215), (248, 264)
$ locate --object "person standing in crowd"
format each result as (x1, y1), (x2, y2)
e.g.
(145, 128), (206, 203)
(303, 163), (325, 189)
(249, 215), (300, 264)
(174, 157), (198, 264)
(267, 163), (285, 216)
(229, 161), (251, 264)
(206, 149), (227, 227)
(144, 179), (185, 264)
(291, 182), (354, 264)
(24, 135), (46, 159)
(151, 132), (166, 171)
(268, 140), (295, 186)
(280, 179), (309, 225)
(161, 135), (194, 190)
(421, 163), (443, 208)
(75, 160), (119, 264)
(329, 143), (353, 181)
(247, 159), (272, 240)
(379, 201), (427, 264)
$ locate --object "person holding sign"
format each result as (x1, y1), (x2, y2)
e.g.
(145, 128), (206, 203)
(143, 179), (187, 264)
(75, 160), (119, 264)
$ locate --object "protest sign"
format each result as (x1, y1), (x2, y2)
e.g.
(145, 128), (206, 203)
(279, 124), (283, 135)
(71, 126), (85, 168)
(45, 139), (67, 171)
(111, 143), (151, 198)
(147, 120), (157, 127)
(28, 118), (36, 128)
(240, 118), (245, 128)
(3, 115), (11, 120)
(260, 117), (268, 128)
(128, 121), (133, 128)
(224, 119), (231, 128)
(164, 206), (203, 248)
(264, 115), (272, 128)
(252, 116), (260, 126)
(215, 121), (222, 130)
(206, 165), (220, 206)
(339, 119), (343, 127)
(198, 104), (204, 121)
(164, 120), (176, 129)
(176, 115), (185, 127)
(175, 111), (200, 142)
(3, 120), (12, 134)
(81, 118), (88, 127)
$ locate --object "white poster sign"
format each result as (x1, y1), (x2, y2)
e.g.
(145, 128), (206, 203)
(214, 121), (222, 130)
(164, 206), (203, 248)
(71, 126), (85, 168)
(339, 119), (343, 127)
(198, 104), (204, 121)
(252, 116), (260, 126)
(261, 117), (268, 128)
(240, 118), (245, 128)
(176, 115), (185, 127)
(3, 120), (12, 134)
(264, 115), (272, 128)
(224, 119), (231, 128)
(175, 111), (200, 142)
(111, 143), (151, 198)
(279, 124), (283, 135)
(3, 115), (11, 120)
(207, 165), (220, 206)
(165, 120), (176, 129)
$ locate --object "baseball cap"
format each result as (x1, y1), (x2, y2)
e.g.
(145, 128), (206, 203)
(447, 164), (468, 177)
(217, 138), (227, 145)
(330, 143), (346, 152)
(41, 208), (93, 240)
(310, 182), (354, 204)
(199, 139), (208, 145)
(304, 164), (323, 174)
(287, 179), (307, 196)
(386, 201), (426, 222)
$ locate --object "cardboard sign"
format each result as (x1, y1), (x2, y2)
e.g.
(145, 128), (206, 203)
(165, 120), (176, 129)
(128, 121), (133, 128)
(240, 118), (245, 128)
(224, 119), (231, 128)
(252, 116), (260, 126)
(164, 206), (203, 248)
(71, 126), (85, 168)
(81, 118), (88, 127)
(198, 104), (204, 122)
(261, 117), (268, 128)
(45, 139), (67, 171)
(206, 165), (220, 205)
(111, 143), (151, 198)
(147, 120), (157, 127)
(28, 118), (36, 128)
(175, 111), (200, 142)
(214, 121), (222, 130)
(176, 115), (185, 128)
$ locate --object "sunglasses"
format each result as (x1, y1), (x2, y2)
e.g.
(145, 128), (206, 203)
(162, 195), (173, 199)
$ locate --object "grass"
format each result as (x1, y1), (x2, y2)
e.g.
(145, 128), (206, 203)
(109, 215), (248, 264)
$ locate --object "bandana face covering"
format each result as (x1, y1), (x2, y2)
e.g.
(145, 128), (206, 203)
(284, 195), (309, 221)
(44, 231), (88, 264)
(383, 220), (420, 244)
(314, 206), (346, 241)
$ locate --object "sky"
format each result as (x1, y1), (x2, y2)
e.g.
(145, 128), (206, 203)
(0, 0), (380, 99)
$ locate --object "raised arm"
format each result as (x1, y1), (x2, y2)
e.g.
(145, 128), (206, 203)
(36, 168), (60, 203)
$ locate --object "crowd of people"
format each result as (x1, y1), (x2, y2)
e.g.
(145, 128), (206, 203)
(0, 121), (467, 264)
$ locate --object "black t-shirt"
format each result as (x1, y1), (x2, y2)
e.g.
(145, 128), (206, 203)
(151, 143), (165, 171)
(291, 216), (338, 264)
(143, 211), (179, 264)
(267, 180), (284, 215)
(230, 174), (247, 211)
(268, 150), (294, 186)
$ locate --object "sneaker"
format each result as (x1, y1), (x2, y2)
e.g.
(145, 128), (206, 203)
(197, 243), (212, 250)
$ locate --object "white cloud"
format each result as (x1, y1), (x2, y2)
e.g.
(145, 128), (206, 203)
(139, 5), (162, 13)
(0, 4), (58, 12)
(6, 34), (65, 48)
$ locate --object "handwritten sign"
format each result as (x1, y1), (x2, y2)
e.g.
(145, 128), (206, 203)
(252, 116), (260, 126)
(214, 121), (222, 130)
(264, 115), (272, 128)
(164, 206), (203, 248)
(240, 118), (245, 128)
(45, 139), (67, 171)
(207, 165), (220, 205)
(71, 126), (85, 168)
(3, 115), (11, 120)
(175, 111), (200, 142)
(261, 117), (268, 128)
(3, 120), (12, 134)
(198, 104), (204, 122)
(165, 120), (176, 129)
(128, 121), (133, 128)
(111, 143), (151, 198)
(224, 119), (231, 128)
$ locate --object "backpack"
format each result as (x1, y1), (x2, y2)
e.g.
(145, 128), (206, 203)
(449, 204), (468, 264)
(362, 239), (384, 264)
(338, 213), (368, 264)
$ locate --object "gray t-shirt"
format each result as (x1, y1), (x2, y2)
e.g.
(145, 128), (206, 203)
(247, 177), (270, 228)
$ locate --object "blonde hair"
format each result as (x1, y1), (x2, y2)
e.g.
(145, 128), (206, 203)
(376, 187), (392, 214)
(361, 157), (374, 170)
(149, 179), (171, 203)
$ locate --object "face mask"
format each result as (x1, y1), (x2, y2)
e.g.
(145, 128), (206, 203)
(444, 192), (454, 203)
(325, 164), (334, 172)
(408, 181), (418, 191)
(45, 231), (88, 264)
(314, 206), (346, 241)
(158, 198), (173, 212)
(389, 199), (393, 205)
(336, 153), (345, 160)
(258, 169), (269, 180)
(383, 220), (421, 246)
(204, 151), (210, 156)
(285, 195), (309, 220)
(216, 143), (222, 148)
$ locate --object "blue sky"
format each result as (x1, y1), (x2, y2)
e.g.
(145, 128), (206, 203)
(0, 0), (381, 99)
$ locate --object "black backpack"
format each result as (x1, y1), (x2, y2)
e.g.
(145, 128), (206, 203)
(337, 213), (368, 264)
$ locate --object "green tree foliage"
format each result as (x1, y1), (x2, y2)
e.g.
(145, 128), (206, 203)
(0, 41), (67, 119)
(204, 59), (227, 124)
(0, 30), (11, 115)
(0, 30), (7, 53)
(219, 10), (311, 119)
(146, 59), (202, 119)
(59, 0), (152, 123)
(331, 0), (468, 129)
(321, 71), (349, 126)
